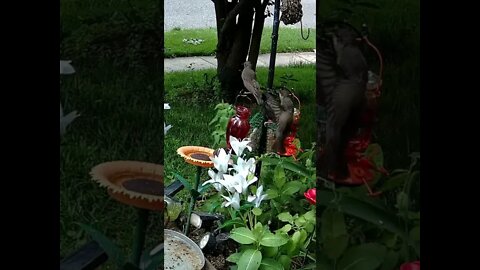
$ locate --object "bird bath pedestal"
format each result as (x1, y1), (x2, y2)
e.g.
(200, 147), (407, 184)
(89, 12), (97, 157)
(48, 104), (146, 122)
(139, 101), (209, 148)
(91, 161), (164, 266)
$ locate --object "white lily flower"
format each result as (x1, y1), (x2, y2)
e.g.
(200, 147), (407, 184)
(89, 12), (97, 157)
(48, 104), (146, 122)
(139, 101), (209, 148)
(224, 173), (257, 194)
(210, 148), (231, 173)
(203, 169), (223, 192)
(248, 185), (268, 208)
(221, 192), (240, 210)
(60, 60), (75, 74)
(243, 175), (258, 194)
(229, 136), (252, 157)
(233, 157), (256, 178)
(222, 174), (244, 194)
(203, 171), (237, 193)
(164, 122), (172, 135)
(60, 102), (79, 136)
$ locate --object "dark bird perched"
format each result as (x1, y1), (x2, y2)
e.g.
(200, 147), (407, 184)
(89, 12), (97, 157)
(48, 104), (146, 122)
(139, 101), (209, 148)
(318, 23), (369, 179)
(241, 61), (263, 105)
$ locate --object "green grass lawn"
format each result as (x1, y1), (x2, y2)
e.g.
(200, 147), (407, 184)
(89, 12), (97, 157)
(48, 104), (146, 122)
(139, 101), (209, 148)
(164, 27), (316, 58)
(164, 65), (316, 197)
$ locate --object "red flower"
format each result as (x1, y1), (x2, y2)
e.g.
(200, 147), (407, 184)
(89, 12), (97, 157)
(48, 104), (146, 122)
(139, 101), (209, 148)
(304, 188), (316, 205)
(400, 261), (420, 270)
(348, 157), (375, 182)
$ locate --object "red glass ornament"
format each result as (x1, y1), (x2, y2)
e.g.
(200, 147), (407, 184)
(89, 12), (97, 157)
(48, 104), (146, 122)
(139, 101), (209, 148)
(226, 105), (251, 149)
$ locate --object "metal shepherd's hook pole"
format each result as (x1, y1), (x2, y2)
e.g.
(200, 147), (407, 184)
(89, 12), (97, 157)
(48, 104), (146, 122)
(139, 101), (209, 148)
(256, 0), (281, 178)
(267, 0), (281, 89)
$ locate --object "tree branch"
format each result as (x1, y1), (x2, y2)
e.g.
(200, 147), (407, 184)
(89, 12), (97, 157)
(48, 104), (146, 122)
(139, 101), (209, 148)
(247, 0), (269, 69)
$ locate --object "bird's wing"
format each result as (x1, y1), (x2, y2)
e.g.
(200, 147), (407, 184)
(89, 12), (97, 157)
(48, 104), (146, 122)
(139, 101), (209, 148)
(242, 68), (263, 104)
(265, 92), (282, 121)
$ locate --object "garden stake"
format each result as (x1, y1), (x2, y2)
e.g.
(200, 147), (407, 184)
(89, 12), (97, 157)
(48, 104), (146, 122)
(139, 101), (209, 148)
(184, 165), (202, 235)
(131, 208), (150, 266)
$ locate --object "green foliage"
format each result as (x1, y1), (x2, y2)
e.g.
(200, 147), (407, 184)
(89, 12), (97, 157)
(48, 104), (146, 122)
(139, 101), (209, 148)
(223, 150), (317, 269)
(209, 102), (235, 148)
(316, 148), (420, 269)
(79, 223), (163, 270)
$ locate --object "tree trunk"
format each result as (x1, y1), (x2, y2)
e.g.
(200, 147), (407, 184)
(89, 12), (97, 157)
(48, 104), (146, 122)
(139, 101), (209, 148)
(247, 1), (268, 69)
(212, 0), (269, 103)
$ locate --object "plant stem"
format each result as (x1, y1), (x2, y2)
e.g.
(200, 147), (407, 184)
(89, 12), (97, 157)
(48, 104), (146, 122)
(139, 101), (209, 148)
(132, 208), (150, 266)
(184, 166), (202, 235)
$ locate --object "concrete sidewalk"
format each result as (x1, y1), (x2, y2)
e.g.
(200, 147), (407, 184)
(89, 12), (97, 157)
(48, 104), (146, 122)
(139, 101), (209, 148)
(164, 52), (316, 72)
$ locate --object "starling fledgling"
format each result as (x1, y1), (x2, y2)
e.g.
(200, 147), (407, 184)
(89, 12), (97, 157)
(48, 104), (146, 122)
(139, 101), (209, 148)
(321, 24), (368, 178)
(241, 61), (263, 105)
(272, 89), (294, 154)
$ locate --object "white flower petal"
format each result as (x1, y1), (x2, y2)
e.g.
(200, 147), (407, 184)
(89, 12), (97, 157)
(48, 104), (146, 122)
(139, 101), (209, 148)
(60, 60), (75, 74)
(230, 136), (252, 157)
(211, 148), (231, 173)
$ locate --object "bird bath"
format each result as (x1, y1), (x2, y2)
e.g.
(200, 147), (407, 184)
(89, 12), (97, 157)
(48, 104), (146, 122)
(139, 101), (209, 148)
(165, 229), (205, 270)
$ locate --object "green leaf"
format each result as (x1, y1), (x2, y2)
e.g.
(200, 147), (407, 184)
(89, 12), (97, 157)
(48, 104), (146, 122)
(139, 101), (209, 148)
(321, 208), (347, 239)
(260, 157), (312, 178)
(317, 190), (405, 236)
(231, 227), (256, 244)
(262, 246), (278, 258)
(274, 165), (286, 189)
(260, 232), (288, 247)
(227, 252), (242, 263)
(381, 172), (409, 192)
(365, 143), (384, 168)
(240, 202), (255, 211)
(381, 232), (398, 248)
(410, 226), (421, 256)
(278, 255), (291, 270)
(277, 212), (293, 224)
(379, 250), (399, 270)
(285, 231), (302, 256)
(266, 189), (279, 200)
(304, 222), (314, 233)
(281, 181), (303, 196)
(253, 207), (263, 216)
(297, 229), (308, 249)
(275, 224), (292, 234)
(396, 191), (409, 211)
(294, 216), (307, 227)
(79, 223), (125, 267)
(259, 258), (284, 270)
(252, 223), (264, 241)
(197, 183), (211, 194)
(238, 249), (262, 270)
(409, 226), (420, 242)
(324, 234), (349, 260)
(303, 210), (316, 223)
(337, 243), (387, 270)
(173, 173), (192, 191)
